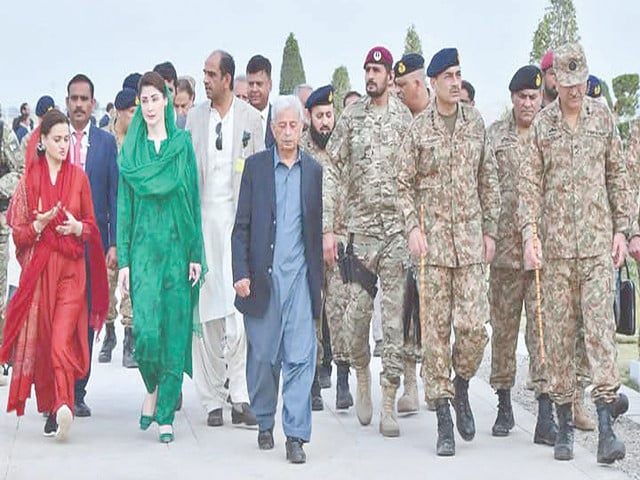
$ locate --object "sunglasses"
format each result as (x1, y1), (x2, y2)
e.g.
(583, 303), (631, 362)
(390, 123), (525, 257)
(215, 122), (223, 151)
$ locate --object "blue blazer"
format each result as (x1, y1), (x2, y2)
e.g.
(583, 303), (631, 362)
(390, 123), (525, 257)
(232, 148), (323, 319)
(264, 105), (275, 149)
(85, 125), (118, 251)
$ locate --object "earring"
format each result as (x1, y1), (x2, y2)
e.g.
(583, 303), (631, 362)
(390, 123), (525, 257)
(36, 142), (46, 156)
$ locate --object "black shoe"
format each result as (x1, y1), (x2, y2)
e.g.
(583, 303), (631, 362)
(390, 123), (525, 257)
(596, 399), (626, 464)
(74, 400), (91, 418)
(207, 408), (223, 427)
(285, 437), (306, 464)
(318, 363), (332, 389)
(611, 393), (629, 421)
(43, 414), (57, 437)
(534, 394), (558, 446)
(554, 403), (574, 461)
(122, 326), (138, 368)
(231, 403), (257, 426)
(435, 399), (455, 456)
(98, 324), (116, 363)
(311, 370), (324, 411)
(452, 376), (475, 441)
(258, 429), (274, 450)
(336, 362), (354, 410)
(492, 389), (514, 437)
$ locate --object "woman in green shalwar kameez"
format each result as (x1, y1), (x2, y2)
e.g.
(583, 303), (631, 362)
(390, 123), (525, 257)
(116, 72), (205, 443)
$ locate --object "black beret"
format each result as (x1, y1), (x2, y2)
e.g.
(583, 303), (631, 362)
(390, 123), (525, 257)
(123, 73), (142, 92)
(36, 95), (55, 117)
(509, 65), (543, 92)
(305, 85), (334, 110)
(427, 48), (459, 78)
(115, 88), (138, 110)
(394, 53), (425, 78)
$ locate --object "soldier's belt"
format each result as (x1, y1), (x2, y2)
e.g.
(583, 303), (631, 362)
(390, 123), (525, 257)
(336, 233), (378, 298)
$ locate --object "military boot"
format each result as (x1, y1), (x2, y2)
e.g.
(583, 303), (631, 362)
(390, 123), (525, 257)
(554, 403), (574, 461)
(98, 323), (117, 363)
(311, 370), (323, 411)
(574, 387), (595, 431)
(122, 327), (138, 368)
(397, 359), (419, 414)
(355, 366), (372, 426)
(491, 389), (515, 437)
(435, 399), (455, 456)
(379, 383), (400, 437)
(452, 376), (475, 441)
(335, 361), (354, 410)
(534, 393), (558, 446)
(595, 399), (626, 464)
(318, 362), (332, 389)
(611, 392), (629, 421)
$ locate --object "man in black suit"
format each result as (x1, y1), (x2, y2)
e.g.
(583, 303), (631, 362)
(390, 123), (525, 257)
(232, 95), (322, 464)
(246, 55), (275, 148)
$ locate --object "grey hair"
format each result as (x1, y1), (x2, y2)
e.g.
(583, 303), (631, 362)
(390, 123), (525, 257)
(293, 83), (313, 96)
(235, 74), (248, 83)
(271, 95), (304, 122)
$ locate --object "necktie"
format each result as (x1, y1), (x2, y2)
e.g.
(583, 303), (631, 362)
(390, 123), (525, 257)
(73, 131), (84, 166)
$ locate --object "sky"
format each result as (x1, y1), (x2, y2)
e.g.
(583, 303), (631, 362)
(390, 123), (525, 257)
(2, 0), (640, 124)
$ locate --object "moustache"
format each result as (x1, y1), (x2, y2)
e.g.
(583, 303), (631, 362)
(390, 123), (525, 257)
(73, 108), (86, 114)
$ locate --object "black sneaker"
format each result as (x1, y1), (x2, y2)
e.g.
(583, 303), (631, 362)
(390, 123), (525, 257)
(232, 402), (257, 426)
(43, 414), (57, 437)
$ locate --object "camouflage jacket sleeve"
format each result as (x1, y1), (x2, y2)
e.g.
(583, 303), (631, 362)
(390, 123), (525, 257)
(477, 128), (500, 238)
(605, 116), (632, 236)
(397, 119), (419, 235)
(324, 111), (350, 233)
(518, 120), (544, 244)
(0, 128), (25, 199)
(626, 120), (640, 237)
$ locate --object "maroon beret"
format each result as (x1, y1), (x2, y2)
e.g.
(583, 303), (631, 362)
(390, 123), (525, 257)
(363, 46), (393, 69)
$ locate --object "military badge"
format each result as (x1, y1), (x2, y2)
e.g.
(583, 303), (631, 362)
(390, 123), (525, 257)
(535, 73), (542, 88)
(373, 50), (382, 62)
(398, 62), (406, 74)
(569, 60), (577, 71)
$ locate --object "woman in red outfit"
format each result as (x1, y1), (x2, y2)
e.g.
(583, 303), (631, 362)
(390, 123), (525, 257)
(0, 110), (108, 440)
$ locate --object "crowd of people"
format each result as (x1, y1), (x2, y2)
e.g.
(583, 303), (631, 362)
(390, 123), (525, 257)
(0, 40), (636, 465)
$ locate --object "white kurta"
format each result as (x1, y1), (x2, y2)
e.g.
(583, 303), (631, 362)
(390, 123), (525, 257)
(199, 104), (236, 321)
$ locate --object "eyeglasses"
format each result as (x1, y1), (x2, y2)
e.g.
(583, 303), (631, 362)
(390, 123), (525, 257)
(215, 122), (223, 151)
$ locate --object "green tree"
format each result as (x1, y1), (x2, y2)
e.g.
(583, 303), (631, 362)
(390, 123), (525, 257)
(279, 33), (306, 95)
(530, 0), (581, 64)
(612, 74), (639, 120)
(331, 65), (351, 115)
(404, 24), (423, 56)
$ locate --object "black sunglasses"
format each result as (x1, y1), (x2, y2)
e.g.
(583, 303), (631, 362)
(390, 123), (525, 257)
(215, 122), (223, 151)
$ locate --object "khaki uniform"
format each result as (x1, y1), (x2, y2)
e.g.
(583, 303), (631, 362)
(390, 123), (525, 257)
(325, 95), (412, 386)
(486, 112), (547, 394)
(519, 97), (631, 404)
(397, 100), (500, 400)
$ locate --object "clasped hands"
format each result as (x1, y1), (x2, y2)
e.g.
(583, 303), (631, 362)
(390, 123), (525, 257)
(33, 201), (82, 237)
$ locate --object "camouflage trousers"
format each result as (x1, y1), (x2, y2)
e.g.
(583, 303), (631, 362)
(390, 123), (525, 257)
(489, 267), (548, 395)
(0, 213), (8, 345)
(106, 267), (133, 327)
(421, 264), (489, 400)
(347, 233), (407, 387)
(323, 258), (351, 364)
(541, 255), (619, 405)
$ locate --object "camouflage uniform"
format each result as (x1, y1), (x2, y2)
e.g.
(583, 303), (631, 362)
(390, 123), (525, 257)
(325, 94), (412, 386)
(486, 112), (547, 395)
(518, 96), (631, 405)
(0, 123), (24, 345)
(301, 131), (351, 366)
(397, 100), (500, 401)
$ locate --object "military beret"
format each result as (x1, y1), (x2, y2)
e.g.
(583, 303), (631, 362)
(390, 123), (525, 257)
(394, 53), (425, 78)
(35, 95), (55, 117)
(363, 46), (393, 70)
(123, 73), (142, 92)
(305, 85), (334, 110)
(115, 88), (138, 110)
(554, 43), (589, 87)
(540, 51), (554, 71)
(587, 74), (602, 98)
(509, 65), (543, 92)
(427, 48), (460, 78)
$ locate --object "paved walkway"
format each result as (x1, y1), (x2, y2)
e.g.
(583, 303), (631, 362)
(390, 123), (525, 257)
(0, 325), (636, 480)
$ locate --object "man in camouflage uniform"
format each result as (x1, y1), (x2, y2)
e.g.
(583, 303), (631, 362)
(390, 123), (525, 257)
(301, 85), (354, 413)
(0, 108), (25, 386)
(486, 65), (557, 444)
(99, 88), (138, 367)
(397, 48), (500, 456)
(519, 43), (628, 464)
(393, 53), (431, 414)
(324, 46), (412, 437)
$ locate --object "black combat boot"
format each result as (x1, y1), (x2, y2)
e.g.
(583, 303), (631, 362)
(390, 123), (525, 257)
(318, 362), (332, 389)
(122, 327), (138, 368)
(595, 399), (626, 464)
(435, 399), (455, 456)
(534, 393), (558, 446)
(311, 370), (324, 411)
(335, 361), (354, 410)
(492, 389), (514, 437)
(452, 376), (475, 441)
(98, 323), (116, 363)
(554, 403), (574, 461)
(611, 393), (629, 421)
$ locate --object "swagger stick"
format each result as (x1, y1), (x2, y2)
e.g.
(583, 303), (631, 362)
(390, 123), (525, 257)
(532, 222), (546, 366)
(419, 205), (427, 356)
